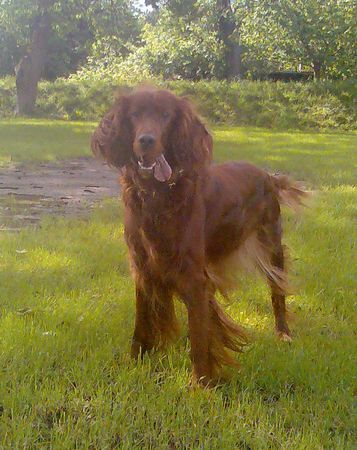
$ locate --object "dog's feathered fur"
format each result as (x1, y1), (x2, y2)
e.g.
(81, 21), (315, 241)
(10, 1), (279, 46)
(92, 88), (307, 384)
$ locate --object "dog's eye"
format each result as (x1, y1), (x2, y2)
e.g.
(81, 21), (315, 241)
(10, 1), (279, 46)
(162, 111), (170, 120)
(131, 111), (139, 118)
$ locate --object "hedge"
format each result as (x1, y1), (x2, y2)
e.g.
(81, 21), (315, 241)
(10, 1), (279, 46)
(0, 77), (355, 130)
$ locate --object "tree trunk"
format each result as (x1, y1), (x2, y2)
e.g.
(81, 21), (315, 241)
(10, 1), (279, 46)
(15, 12), (51, 115)
(217, 0), (243, 79)
(227, 41), (244, 79)
(312, 60), (322, 80)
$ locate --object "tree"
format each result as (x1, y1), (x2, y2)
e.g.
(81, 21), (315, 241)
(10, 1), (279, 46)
(216, 0), (242, 79)
(134, 4), (224, 80)
(242, 0), (356, 79)
(1, 0), (140, 114)
(15, 1), (53, 115)
(142, 0), (250, 79)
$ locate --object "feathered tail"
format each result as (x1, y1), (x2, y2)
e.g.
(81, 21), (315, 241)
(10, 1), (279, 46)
(272, 174), (310, 211)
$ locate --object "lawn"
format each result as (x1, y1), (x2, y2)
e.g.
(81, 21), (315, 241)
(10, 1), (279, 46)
(0, 120), (93, 166)
(0, 120), (356, 448)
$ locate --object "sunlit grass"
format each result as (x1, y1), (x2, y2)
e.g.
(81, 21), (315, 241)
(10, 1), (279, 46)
(213, 126), (356, 187)
(0, 119), (93, 166)
(0, 120), (356, 448)
(1, 120), (355, 186)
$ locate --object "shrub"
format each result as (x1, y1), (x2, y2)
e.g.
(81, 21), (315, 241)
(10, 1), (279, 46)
(0, 77), (355, 130)
(0, 76), (16, 117)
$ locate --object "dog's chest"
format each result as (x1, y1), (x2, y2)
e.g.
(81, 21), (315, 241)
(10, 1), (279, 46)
(138, 195), (191, 271)
(124, 178), (201, 275)
(140, 203), (184, 252)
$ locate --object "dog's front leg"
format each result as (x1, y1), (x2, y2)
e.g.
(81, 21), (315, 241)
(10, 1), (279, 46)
(181, 272), (248, 386)
(131, 280), (179, 359)
(187, 294), (213, 386)
(131, 283), (156, 358)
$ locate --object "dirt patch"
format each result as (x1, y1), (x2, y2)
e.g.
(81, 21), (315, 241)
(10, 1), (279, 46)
(0, 157), (120, 231)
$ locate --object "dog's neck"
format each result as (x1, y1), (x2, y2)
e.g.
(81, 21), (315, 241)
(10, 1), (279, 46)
(124, 164), (187, 190)
(121, 165), (201, 214)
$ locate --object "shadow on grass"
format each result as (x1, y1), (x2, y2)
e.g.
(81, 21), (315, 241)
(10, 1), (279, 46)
(214, 128), (356, 186)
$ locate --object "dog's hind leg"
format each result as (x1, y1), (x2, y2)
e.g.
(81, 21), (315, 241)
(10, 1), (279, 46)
(270, 244), (292, 342)
(258, 219), (292, 342)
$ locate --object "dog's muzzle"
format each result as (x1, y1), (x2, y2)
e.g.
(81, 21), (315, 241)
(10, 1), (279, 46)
(137, 154), (172, 182)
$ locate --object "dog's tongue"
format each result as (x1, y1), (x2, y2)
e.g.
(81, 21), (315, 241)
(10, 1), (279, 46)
(154, 154), (172, 182)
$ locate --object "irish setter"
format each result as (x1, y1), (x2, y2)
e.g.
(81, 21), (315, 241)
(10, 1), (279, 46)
(91, 88), (307, 385)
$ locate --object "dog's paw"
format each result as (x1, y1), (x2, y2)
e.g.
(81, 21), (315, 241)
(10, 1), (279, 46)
(277, 331), (293, 343)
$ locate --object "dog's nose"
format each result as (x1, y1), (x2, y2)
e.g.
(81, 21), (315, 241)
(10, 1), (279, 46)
(138, 134), (155, 148)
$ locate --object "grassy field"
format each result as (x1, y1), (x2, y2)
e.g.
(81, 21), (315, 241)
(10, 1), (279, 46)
(0, 120), (356, 448)
(0, 120), (93, 166)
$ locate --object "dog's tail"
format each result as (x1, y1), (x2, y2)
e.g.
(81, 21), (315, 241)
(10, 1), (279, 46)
(272, 174), (310, 212)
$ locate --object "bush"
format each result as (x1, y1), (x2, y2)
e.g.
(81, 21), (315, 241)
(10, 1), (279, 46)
(0, 77), (356, 130)
(0, 76), (16, 117)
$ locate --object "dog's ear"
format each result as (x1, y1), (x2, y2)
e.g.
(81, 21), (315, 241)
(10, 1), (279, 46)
(169, 97), (212, 172)
(91, 96), (132, 168)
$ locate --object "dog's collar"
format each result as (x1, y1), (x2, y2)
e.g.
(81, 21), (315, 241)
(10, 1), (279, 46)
(168, 168), (184, 188)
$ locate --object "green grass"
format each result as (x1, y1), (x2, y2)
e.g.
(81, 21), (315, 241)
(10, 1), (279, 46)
(0, 121), (356, 448)
(0, 119), (93, 166)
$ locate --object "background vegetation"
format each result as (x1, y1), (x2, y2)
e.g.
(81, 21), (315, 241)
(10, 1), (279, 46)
(1, 1), (355, 121)
(1, 0), (355, 81)
(1, 77), (356, 130)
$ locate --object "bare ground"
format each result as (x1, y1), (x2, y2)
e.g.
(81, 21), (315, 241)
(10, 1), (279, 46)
(0, 157), (120, 231)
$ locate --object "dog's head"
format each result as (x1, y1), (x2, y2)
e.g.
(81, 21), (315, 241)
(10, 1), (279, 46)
(91, 88), (212, 182)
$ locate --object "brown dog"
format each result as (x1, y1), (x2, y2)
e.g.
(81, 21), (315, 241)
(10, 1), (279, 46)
(92, 88), (307, 385)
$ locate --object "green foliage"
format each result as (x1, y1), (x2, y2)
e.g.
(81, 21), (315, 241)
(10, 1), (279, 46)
(1, 0), (355, 80)
(74, 0), (356, 81)
(242, 0), (357, 79)
(136, 9), (223, 80)
(0, 76), (15, 115)
(0, 122), (355, 447)
(76, 3), (224, 81)
(1, 77), (356, 130)
(0, 0), (141, 78)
